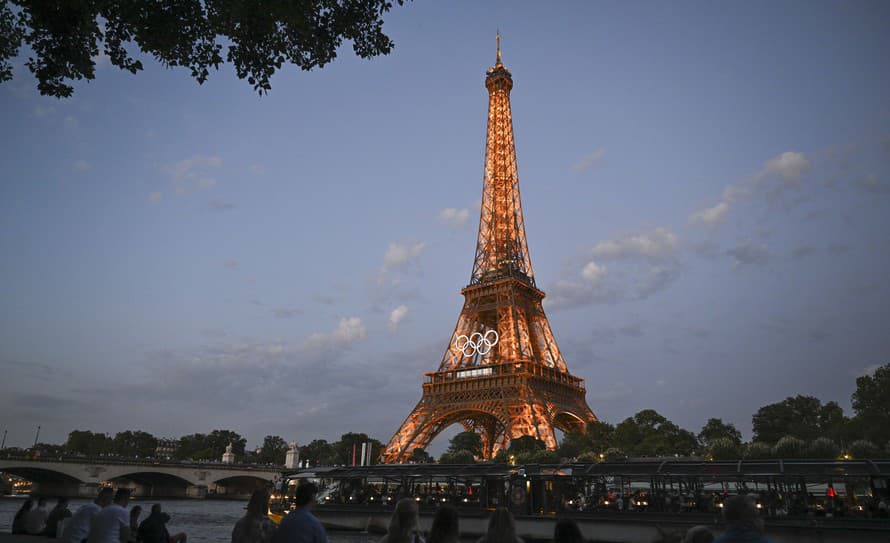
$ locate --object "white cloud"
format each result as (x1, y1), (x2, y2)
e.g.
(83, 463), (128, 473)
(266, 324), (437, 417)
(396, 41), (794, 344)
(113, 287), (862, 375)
(72, 160), (92, 173)
(689, 201), (729, 226)
(581, 261), (606, 283)
(170, 155), (222, 195)
(381, 241), (426, 274)
(33, 105), (55, 118)
(591, 227), (678, 260)
(636, 264), (680, 298)
(548, 227), (682, 310)
(438, 208), (470, 228)
(149, 192), (163, 204)
(854, 173), (890, 194)
(726, 241), (770, 268)
(304, 317), (367, 353)
(690, 150), (812, 229)
(388, 305), (409, 333)
(722, 184), (751, 204)
(766, 151), (810, 185)
(573, 148), (606, 173)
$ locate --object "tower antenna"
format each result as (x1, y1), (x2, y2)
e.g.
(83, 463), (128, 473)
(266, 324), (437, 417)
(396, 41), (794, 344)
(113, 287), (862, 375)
(496, 31), (502, 64)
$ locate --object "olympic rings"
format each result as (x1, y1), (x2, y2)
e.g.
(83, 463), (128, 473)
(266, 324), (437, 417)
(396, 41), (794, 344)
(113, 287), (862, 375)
(455, 329), (499, 356)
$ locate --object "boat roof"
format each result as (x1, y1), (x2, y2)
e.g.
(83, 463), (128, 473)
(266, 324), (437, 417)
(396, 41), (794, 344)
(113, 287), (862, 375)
(283, 459), (890, 482)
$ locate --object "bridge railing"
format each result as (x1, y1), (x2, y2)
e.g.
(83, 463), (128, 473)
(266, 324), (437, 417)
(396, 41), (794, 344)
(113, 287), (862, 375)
(0, 453), (280, 471)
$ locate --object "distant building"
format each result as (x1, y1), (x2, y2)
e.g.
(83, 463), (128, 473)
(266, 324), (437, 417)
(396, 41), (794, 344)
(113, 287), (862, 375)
(155, 439), (178, 459)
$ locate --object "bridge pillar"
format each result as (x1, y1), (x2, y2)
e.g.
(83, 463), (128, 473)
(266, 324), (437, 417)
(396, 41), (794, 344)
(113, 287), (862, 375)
(186, 485), (208, 499)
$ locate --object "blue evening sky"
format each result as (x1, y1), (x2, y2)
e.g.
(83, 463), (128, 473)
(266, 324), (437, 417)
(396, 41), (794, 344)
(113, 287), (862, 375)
(2, 1), (889, 455)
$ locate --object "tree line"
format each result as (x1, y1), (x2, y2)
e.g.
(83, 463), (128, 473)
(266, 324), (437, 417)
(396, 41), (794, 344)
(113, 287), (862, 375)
(19, 363), (889, 465)
(23, 428), (383, 468)
(428, 362), (890, 464)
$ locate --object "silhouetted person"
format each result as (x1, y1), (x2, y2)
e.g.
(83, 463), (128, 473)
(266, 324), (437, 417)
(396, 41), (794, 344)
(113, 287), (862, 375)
(477, 508), (523, 543)
(714, 494), (772, 543)
(128, 506), (142, 543)
(553, 519), (584, 543)
(138, 504), (186, 543)
(380, 498), (424, 543)
(44, 497), (73, 538)
(25, 496), (50, 534)
(684, 525), (715, 543)
(12, 498), (34, 534)
(232, 488), (277, 543)
(272, 482), (327, 543)
(427, 504), (459, 543)
(62, 487), (115, 543)
(88, 488), (131, 543)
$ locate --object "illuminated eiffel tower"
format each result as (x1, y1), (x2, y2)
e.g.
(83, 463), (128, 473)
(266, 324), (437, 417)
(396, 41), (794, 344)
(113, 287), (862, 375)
(382, 37), (598, 463)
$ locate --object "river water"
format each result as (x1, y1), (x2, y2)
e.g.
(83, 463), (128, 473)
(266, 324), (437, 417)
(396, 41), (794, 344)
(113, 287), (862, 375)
(0, 497), (376, 543)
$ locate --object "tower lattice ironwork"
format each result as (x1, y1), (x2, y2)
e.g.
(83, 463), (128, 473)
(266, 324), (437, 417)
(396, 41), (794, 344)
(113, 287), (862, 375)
(382, 38), (598, 463)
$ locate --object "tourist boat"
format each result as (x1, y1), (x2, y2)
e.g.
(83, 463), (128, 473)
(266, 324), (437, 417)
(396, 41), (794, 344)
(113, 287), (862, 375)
(271, 460), (890, 543)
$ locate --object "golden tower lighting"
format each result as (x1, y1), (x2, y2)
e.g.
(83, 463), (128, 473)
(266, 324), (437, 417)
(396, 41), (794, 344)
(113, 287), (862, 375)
(382, 37), (598, 463)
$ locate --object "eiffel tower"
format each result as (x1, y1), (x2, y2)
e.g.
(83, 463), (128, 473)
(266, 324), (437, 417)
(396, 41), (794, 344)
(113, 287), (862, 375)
(382, 37), (598, 463)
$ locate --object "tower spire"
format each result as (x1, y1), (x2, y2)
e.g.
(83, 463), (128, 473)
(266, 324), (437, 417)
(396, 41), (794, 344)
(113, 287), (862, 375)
(476, 32), (529, 287)
(496, 32), (502, 64)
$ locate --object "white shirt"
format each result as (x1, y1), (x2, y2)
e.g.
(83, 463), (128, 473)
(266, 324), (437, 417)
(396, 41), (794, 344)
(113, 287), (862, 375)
(87, 504), (129, 543)
(62, 503), (102, 543)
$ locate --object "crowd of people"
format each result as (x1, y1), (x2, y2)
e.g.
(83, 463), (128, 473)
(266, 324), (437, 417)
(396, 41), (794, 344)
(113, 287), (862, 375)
(7, 483), (783, 543)
(230, 482), (775, 543)
(10, 488), (185, 543)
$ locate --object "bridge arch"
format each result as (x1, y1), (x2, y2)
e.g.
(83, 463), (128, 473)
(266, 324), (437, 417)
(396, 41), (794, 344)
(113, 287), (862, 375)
(0, 465), (84, 484)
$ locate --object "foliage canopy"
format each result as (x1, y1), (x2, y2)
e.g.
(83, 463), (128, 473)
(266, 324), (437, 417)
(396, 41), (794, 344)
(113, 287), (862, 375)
(1, 0), (406, 97)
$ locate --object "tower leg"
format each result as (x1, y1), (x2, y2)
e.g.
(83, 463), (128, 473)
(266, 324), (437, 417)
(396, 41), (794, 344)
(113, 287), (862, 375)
(382, 401), (436, 463)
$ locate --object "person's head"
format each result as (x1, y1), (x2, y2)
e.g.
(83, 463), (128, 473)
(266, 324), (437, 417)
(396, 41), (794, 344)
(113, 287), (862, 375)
(553, 518), (584, 543)
(151, 504), (163, 515)
(723, 494), (762, 531)
(247, 488), (271, 516)
(55, 497), (69, 508)
(113, 488), (131, 507)
(294, 482), (319, 508)
(484, 508), (518, 543)
(428, 504), (459, 543)
(95, 487), (114, 507)
(386, 498), (421, 543)
(683, 525), (714, 543)
(37, 497), (47, 507)
(20, 498), (34, 512)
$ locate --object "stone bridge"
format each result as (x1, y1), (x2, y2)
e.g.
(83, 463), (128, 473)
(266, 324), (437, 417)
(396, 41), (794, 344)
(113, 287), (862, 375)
(0, 457), (282, 499)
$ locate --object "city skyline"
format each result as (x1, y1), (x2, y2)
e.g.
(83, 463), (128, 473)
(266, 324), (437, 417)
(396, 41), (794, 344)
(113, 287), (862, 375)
(1, 2), (889, 454)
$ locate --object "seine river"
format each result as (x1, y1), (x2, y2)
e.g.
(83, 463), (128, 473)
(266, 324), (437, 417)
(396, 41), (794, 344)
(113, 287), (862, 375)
(0, 497), (377, 543)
